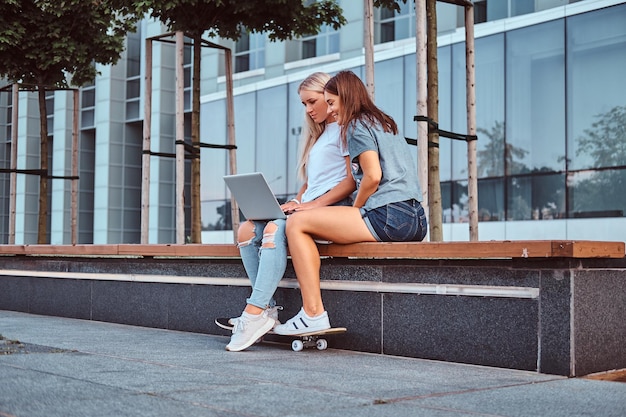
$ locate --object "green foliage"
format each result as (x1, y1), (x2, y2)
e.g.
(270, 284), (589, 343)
(571, 105), (626, 214)
(576, 105), (626, 168)
(476, 121), (529, 177)
(0, 0), (143, 88)
(145, 0), (346, 40)
(374, 0), (406, 13)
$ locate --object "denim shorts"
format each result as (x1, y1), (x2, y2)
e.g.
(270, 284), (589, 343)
(361, 199), (428, 242)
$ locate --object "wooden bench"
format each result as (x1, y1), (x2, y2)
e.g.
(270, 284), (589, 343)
(1, 239), (624, 377)
(0, 240), (623, 259)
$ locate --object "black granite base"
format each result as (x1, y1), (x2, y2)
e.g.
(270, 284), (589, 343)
(1, 255), (625, 376)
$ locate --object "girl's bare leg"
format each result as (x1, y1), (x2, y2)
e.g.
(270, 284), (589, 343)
(286, 206), (376, 316)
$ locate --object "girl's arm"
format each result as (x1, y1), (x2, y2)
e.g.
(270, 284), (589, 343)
(281, 183), (307, 211)
(352, 150), (381, 208)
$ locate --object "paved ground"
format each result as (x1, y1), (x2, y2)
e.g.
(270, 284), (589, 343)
(0, 310), (624, 417)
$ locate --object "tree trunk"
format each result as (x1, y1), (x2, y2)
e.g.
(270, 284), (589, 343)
(426, 0), (443, 241)
(190, 35), (202, 243)
(363, 0), (375, 99)
(175, 31), (185, 244)
(36, 86), (49, 244)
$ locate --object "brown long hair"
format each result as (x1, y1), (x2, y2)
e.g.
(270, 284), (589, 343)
(324, 70), (398, 145)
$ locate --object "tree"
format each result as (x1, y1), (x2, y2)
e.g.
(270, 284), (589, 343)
(365, 1), (407, 97)
(144, 0), (346, 243)
(0, 0), (142, 243)
(576, 105), (626, 169)
(571, 105), (626, 216)
(476, 121), (528, 177)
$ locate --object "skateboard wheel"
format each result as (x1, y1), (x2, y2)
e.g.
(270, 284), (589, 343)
(291, 340), (304, 351)
(316, 339), (328, 350)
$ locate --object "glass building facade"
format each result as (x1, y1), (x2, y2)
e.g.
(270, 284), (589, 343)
(1, 0), (625, 244)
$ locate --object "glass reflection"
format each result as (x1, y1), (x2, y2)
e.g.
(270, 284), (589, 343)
(568, 169), (626, 218)
(567, 5), (626, 170)
(506, 20), (565, 174)
(507, 174), (565, 221)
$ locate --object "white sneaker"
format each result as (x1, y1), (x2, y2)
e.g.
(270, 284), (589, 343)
(273, 308), (330, 336)
(218, 305), (282, 331)
(266, 305), (283, 327)
(226, 311), (275, 352)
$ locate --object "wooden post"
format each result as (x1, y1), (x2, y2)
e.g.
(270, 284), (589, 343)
(416, 0), (429, 241)
(224, 47), (239, 243)
(426, 0), (443, 242)
(71, 89), (79, 245)
(175, 31), (185, 244)
(9, 84), (19, 244)
(141, 37), (153, 244)
(465, 4), (478, 241)
(363, 0), (375, 99)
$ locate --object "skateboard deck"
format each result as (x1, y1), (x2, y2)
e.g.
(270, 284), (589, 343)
(215, 317), (346, 351)
(215, 317), (235, 331)
(267, 327), (347, 351)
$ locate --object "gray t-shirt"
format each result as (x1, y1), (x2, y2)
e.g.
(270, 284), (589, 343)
(347, 119), (422, 211)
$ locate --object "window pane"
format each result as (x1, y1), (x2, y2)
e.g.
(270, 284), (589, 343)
(81, 110), (94, 128)
(81, 89), (95, 108)
(381, 22), (395, 43)
(567, 4), (626, 170)
(375, 58), (404, 131)
(438, 45), (452, 182)
(506, 20), (565, 174)
(233, 93), (256, 173)
(303, 39), (316, 59)
(199, 94), (227, 195)
(328, 33), (339, 54)
(125, 101), (139, 120)
(449, 180), (469, 223)
(507, 174), (565, 220)
(478, 178), (504, 221)
(235, 55), (249, 73)
(568, 169), (626, 218)
(453, 34), (504, 180)
(256, 85), (288, 196)
(126, 79), (140, 99)
(236, 34), (249, 53)
(511, 0), (534, 17)
(488, 1), (507, 21)
(288, 79), (304, 195)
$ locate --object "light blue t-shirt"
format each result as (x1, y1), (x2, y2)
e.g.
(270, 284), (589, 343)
(301, 122), (349, 202)
(347, 119), (422, 211)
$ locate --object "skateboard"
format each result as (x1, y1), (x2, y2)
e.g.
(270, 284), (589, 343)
(215, 318), (346, 351)
(215, 317), (235, 331)
(272, 327), (347, 351)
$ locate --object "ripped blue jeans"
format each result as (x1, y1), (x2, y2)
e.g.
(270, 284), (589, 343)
(237, 218), (287, 309)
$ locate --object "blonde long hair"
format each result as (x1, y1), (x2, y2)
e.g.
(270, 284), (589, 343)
(296, 72), (332, 181)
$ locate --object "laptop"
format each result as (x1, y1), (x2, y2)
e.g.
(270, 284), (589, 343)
(224, 172), (287, 220)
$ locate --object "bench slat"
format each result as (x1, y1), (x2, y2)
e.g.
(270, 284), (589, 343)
(319, 240), (625, 259)
(0, 240), (623, 259)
